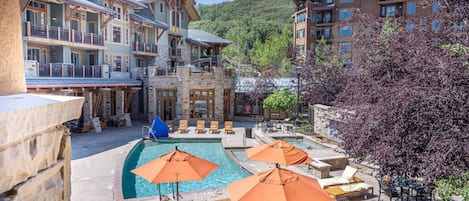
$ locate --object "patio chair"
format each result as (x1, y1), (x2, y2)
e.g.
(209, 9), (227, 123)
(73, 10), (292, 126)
(195, 120), (206, 134)
(209, 121), (219, 134)
(177, 120), (188, 133)
(318, 165), (363, 188)
(324, 182), (374, 199)
(224, 121), (234, 134)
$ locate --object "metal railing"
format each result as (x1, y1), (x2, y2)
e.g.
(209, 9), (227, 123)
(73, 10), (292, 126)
(25, 22), (104, 46)
(133, 41), (158, 54)
(169, 48), (182, 57)
(37, 63), (103, 78)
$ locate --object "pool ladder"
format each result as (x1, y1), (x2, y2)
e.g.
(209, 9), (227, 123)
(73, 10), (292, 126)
(141, 126), (157, 140)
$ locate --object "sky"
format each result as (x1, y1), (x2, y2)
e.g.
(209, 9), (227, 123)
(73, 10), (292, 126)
(196, 0), (232, 5)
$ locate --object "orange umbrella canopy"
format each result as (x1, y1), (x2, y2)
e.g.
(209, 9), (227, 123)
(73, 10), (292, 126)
(131, 147), (219, 183)
(246, 140), (313, 165)
(228, 167), (334, 201)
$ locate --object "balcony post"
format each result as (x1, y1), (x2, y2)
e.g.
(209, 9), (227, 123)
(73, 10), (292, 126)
(81, 31), (84, 43)
(57, 27), (61, 40)
(46, 25), (49, 39)
(61, 64), (64, 77)
(25, 21), (31, 36)
(90, 33), (94, 45)
(49, 63), (52, 77)
(92, 65), (95, 77)
(71, 30), (74, 42)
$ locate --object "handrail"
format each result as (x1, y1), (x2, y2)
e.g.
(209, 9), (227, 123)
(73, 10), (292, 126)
(25, 21), (104, 46)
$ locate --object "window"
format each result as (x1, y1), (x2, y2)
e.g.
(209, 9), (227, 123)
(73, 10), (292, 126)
(339, 0), (353, 3)
(297, 12), (306, 23)
(296, 29), (305, 39)
(432, 19), (440, 31)
(407, 2), (416, 14)
(339, 9), (353, 21)
(432, 0), (441, 12)
(113, 26), (121, 43)
(338, 42), (352, 53)
(104, 27), (108, 41)
(117, 8), (121, 19)
(316, 28), (331, 40)
(27, 48), (40, 61)
(297, 45), (305, 54)
(114, 56), (122, 71)
(125, 29), (129, 44)
(159, 3), (164, 13)
(190, 89), (214, 119)
(339, 25), (353, 37)
(406, 22), (415, 32)
(380, 5), (403, 17)
(419, 19), (426, 27)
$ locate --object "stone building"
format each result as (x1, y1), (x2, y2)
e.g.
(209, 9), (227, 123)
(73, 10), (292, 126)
(291, 0), (438, 64)
(20, 0), (233, 129)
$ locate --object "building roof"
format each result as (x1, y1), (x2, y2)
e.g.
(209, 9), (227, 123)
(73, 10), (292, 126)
(122, 0), (147, 8)
(184, 0), (201, 21)
(63, 0), (117, 15)
(130, 13), (168, 29)
(188, 29), (231, 45)
(234, 77), (295, 93)
(26, 78), (142, 88)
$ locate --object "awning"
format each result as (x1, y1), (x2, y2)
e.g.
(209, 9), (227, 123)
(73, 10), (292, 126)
(121, 0), (147, 9)
(62, 0), (117, 15)
(26, 78), (142, 88)
(186, 38), (210, 47)
(130, 13), (168, 29)
(187, 29), (231, 45)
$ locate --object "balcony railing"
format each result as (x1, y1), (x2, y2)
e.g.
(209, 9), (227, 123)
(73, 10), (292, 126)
(169, 48), (182, 58)
(133, 41), (158, 54)
(37, 63), (102, 78)
(25, 22), (104, 46)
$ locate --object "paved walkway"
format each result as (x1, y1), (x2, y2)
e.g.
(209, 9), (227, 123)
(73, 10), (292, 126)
(71, 120), (383, 201)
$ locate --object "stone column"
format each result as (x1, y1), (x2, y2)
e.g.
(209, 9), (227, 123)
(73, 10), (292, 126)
(0, 0), (26, 95)
(101, 90), (111, 121)
(147, 85), (155, 122)
(82, 91), (93, 127)
(115, 90), (125, 117)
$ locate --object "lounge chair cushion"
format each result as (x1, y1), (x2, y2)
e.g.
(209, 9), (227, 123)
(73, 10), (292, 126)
(341, 165), (358, 180)
(318, 165), (359, 188)
(339, 183), (372, 192)
(319, 177), (350, 188)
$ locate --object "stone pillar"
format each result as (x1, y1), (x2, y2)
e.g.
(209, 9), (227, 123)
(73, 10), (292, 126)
(82, 91), (93, 127)
(101, 91), (111, 121)
(0, 0), (26, 95)
(147, 86), (155, 122)
(115, 90), (125, 117)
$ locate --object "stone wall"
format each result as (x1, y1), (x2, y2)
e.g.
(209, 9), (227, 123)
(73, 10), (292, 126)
(0, 94), (83, 201)
(145, 66), (235, 122)
(313, 104), (353, 140)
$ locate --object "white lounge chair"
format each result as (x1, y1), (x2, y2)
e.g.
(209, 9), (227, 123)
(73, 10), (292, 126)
(318, 165), (363, 188)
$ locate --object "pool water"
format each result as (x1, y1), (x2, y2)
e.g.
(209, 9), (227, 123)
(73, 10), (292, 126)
(122, 139), (250, 199)
(272, 137), (327, 150)
(231, 149), (248, 162)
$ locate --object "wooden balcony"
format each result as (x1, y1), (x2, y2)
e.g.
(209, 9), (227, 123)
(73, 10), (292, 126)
(378, 0), (405, 5)
(24, 22), (104, 48)
(133, 41), (158, 56)
(37, 63), (103, 78)
(169, 48), (182, 58)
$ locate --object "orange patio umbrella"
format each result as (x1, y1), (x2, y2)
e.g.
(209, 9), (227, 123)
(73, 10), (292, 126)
(131, 146), (219, 201)
(246, 140), (313, 165)
(228, 166), (334, 201)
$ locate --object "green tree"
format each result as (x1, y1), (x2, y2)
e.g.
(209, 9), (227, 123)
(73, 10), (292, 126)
(263, 88), (298, 112)
(251, 28), (293, 75)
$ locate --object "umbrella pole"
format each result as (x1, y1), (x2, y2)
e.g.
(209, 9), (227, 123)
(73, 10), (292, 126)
(176, 182), (179, 201)
(158, 184), (161, 201)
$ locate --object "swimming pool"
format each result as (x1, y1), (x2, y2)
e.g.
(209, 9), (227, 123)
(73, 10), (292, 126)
(273, 137), (327, 150)
(122, 139), (250, 199)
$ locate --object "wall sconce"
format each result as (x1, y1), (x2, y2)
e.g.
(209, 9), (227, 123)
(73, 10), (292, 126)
(52, 17), (57, 21)
(149, 86), (153, 90)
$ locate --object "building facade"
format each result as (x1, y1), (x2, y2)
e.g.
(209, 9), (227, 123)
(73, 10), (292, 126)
(291, 0), (439, 65)
(22, 0), (233, 130)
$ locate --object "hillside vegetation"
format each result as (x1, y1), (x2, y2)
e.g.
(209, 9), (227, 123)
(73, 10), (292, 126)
(190, 0), (296, 74)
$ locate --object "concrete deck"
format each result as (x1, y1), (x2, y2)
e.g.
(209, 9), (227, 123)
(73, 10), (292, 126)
(71, 120), (383, 201)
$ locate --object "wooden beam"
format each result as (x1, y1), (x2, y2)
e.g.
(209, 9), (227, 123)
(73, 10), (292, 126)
(20, 0), (32, 12)
(101, 13), (114, 32)
(65, 5), (79, 24)
(147, 3), (154, 16)
(157, 28), (165, 42)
